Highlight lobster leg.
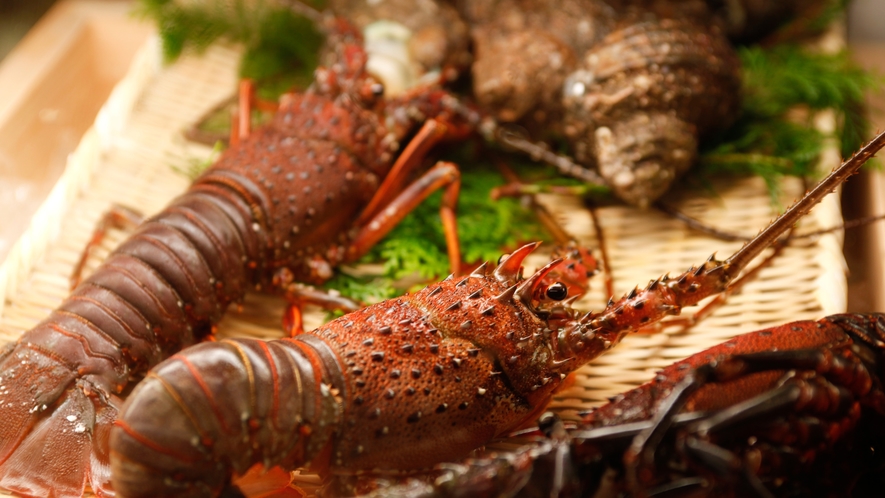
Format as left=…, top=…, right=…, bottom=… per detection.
left=280, top=282, right=362, bottom=336
left=625, top=342, right=875, bottom=497
left=492, top=159, right=574, bottom=246
left=356, top=119, right=452, bottom=226
left=231, top=79, right=279, bottom=145
left=69, top=205, right=144, bottom=289
left=348, top=160, right=462, bottom=273
left=234, top=79, right=254, bottom=144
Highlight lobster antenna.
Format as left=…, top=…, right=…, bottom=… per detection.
left=494, top=126, right=608, bottom=187
left=725, top=129, right=885, bottom=272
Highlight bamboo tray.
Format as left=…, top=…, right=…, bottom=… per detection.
left=0, top=13, right=854, bottom=496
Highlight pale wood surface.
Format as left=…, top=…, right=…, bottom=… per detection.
left=0, top=0, right=150, bottom=262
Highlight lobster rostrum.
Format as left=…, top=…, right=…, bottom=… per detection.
left=0, top=18, right=484, bottom=498
left=106, top=128, right=885, bottom=496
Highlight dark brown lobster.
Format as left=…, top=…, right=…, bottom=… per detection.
left=106, top=131, right=885, bottom=496
left=590, top=312, right=885, bottom=497
left=0, top=19, right=482, bottom=498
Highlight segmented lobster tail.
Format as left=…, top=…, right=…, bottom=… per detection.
left=110, top=338, right=341, bottom=498
left=0, top=183, right=262, bottom=497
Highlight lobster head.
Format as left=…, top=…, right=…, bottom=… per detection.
left=423, top=242, right=625, bottom=412
left=314, top=18, right=387, bottom=110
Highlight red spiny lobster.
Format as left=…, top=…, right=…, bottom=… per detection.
left=0, top=19, right=482, bottom=498
left=106, top=130, right=885, bottom=495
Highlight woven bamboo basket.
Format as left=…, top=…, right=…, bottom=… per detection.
left=0, top=34, right=849, bottom=495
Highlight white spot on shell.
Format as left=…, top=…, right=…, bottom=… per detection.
left=571, top=81, right=585, bottom=96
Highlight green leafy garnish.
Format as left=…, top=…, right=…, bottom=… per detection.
left=700, top=45, right=879, bottom=200
left=365, top=160, right=549, bottom=281
left=136, top=0, right=325, bottom=94
left=317, top=159, right=551, bottom=306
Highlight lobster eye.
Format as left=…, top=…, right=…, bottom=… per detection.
left=545, top=282, right=568, bottom=301
left=358, top=78, right=385, bottom=105
left=370, top=82, right=384, bottom=98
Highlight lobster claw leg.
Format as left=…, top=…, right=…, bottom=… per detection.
left=679, top=436, right=773, bottom=498
left=348, top=118, right=465, bottom=275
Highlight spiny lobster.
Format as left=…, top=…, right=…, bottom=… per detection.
left=361, top=312, right=885, bottom=497
left=0, top=18, right=483, bottom=498
left=106, top=130, right=885, bottom=496
left=591, top=312, right=885, bottom=497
